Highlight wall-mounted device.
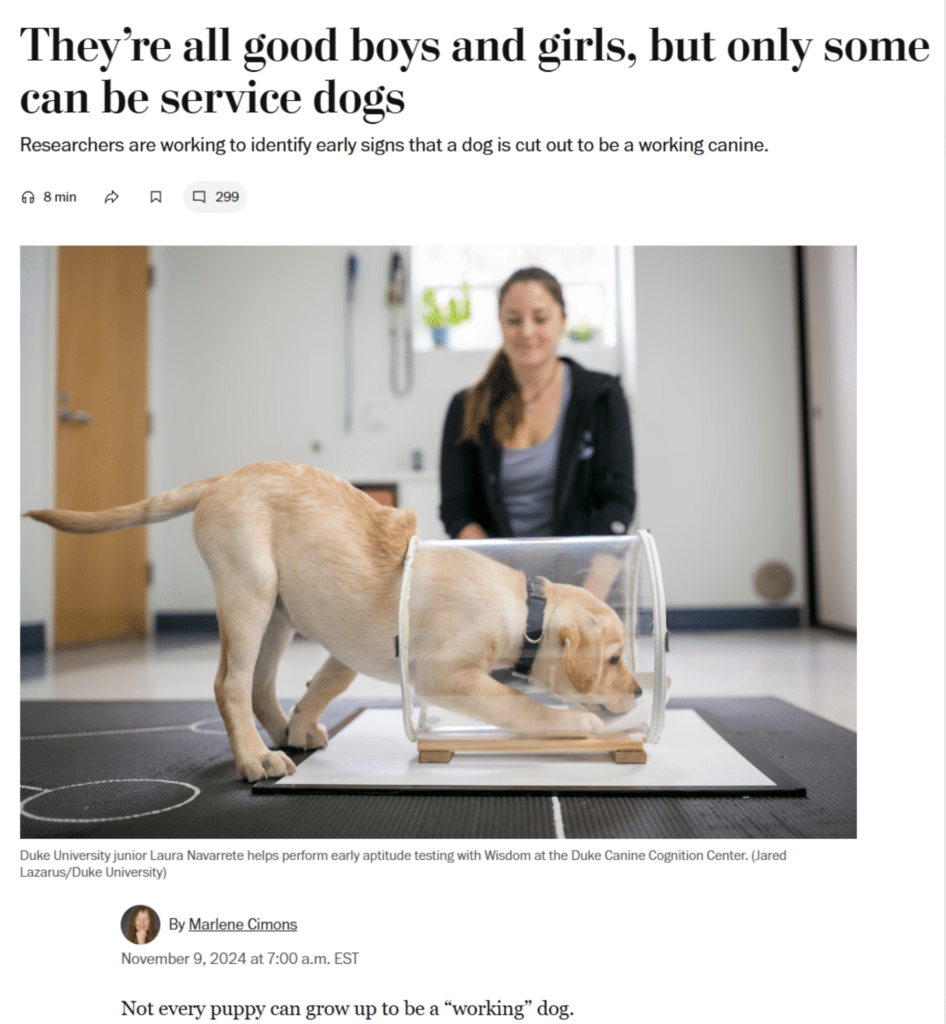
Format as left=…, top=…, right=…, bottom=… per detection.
left=343, top=252, right=358, bottom=432
left=387, top=250, right=413, bottom=396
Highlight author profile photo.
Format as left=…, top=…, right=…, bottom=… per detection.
left=122, top=905, right=159, bottom=945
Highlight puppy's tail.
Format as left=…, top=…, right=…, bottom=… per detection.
left=23, top=476, right=224, bottom=534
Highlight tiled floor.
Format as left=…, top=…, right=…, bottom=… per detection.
left=21, top=628, right=856, bottom=731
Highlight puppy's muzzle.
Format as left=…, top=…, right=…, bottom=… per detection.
left=590, top=682, right=641, bottom=716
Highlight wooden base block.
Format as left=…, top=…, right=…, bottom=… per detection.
left=416, top=733, right=646, bottom=764
left=418, top=749, right=454, bottom=763
left=610, top=748, right=648, bottom=764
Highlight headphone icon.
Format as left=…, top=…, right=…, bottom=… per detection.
left=22, top=191, right=35, bottom=204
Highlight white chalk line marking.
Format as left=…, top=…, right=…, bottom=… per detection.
left=550, top=795, right=566, bottom=839
left=22, top=719, right=226, bottom=741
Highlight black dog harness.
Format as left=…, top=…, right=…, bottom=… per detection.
left=511, top=577, right=547, bottom=680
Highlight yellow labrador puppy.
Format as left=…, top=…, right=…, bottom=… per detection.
left=26, top=462, right=640, bottom=782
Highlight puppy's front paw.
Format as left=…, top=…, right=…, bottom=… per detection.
left=285, top=717, right=329, bottom=751
left=236, top=747, right=297, bottom=783
left=559, top=710, right=604, bottom=736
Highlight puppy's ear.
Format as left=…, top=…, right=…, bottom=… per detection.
left=559, top=614, right=604, bottom=694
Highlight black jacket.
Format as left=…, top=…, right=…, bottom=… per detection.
left=439, top=357, right=636, bottom=538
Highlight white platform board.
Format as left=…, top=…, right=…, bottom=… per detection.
left=268, top=708, right=789, bottom=793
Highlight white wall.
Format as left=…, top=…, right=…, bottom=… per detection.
left=22, top=245, right=812, bottom=625
left=633, top=247, right=805, bottom=609
left=147, top=246, right=622, bottom=611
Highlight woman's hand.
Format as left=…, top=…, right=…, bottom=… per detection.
left=582, top=553, right=622, bottom=601
left=458, top=522, right=488, bottom=540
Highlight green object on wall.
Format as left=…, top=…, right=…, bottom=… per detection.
left=423, top=283, right=472, bottom=328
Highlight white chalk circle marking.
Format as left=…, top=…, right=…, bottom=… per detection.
left=189, top=718, right=227, bottom=735
left=20, top=779, right=201, bottom=823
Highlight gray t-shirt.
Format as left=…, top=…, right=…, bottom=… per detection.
left=500, top=362, right=572, bottom=537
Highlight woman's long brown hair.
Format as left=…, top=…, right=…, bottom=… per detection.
left=125, top=906, right=158, bottom=944
left=459, top=268, right=566, bottom=444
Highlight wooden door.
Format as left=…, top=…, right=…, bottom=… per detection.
left=54, top=247, right=149, bottom=645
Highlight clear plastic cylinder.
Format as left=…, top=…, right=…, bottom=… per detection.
left=398, top=531, right=668, bottom=746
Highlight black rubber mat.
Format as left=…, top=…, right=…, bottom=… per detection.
left=559, top=698, right=856, bottom=839
left=20, top=697, right=855, bottom=839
